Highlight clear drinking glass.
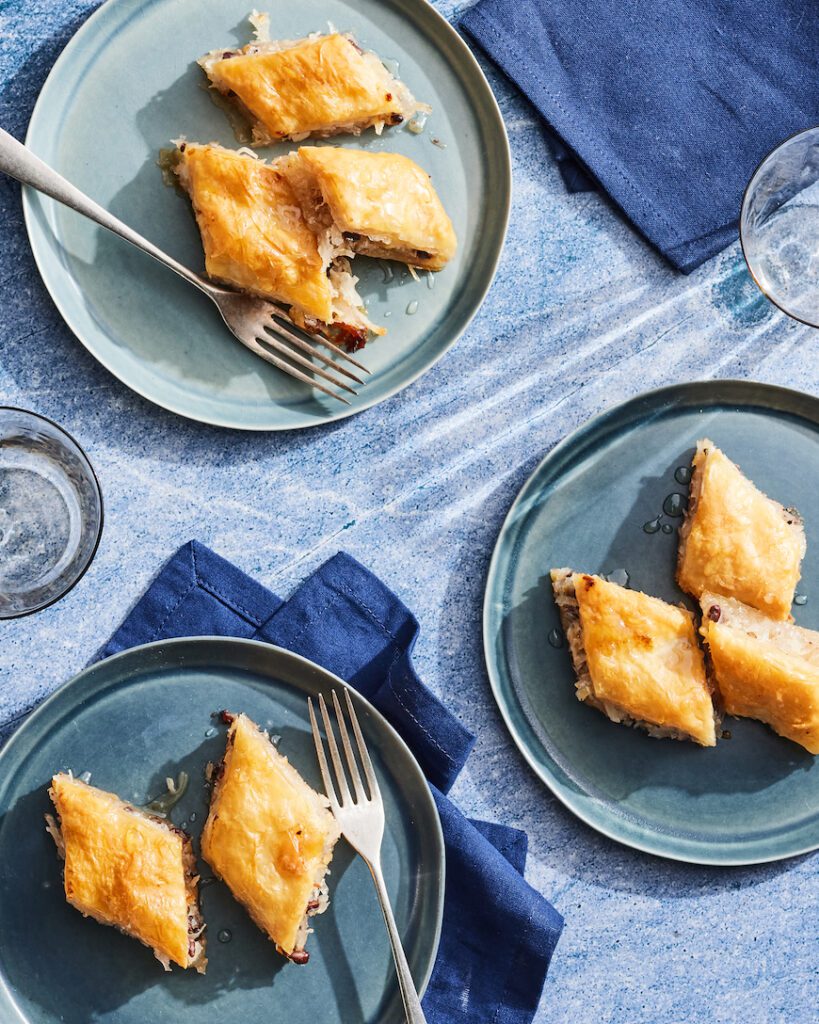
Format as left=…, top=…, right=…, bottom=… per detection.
left=740, top=126, right=819, bottom=326
left=0, top=408, right=103, bottom=618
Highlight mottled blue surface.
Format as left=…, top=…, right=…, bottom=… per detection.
left=1, top=2, right=818, bottom=1021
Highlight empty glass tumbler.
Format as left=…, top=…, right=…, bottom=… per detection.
left=0, top=408, right=102, bottom=618
left=741, top=126, right=819, bottom=327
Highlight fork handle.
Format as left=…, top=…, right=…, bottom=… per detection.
left=367, top=857, right=428, bottom=1024
left=0, top=126, right=214, bottom=297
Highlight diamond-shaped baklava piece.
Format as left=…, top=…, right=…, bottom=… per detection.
left=46, top=774, right=206, bottom=972
left=201, top=714, right=340, bottom=963
left=200, top=23, right=428, bottom=144
left=280, top=146, right=457, bottom=271
left=551, top=569, right=717, bottom=746
left=700, top=592, right=819, bottom=753
left=677, top=439, right=805, bottom=620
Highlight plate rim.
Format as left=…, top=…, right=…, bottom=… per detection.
left=483, top=378, right=819, bottom=867
left=21, top=0, right=512, bottom=431
left=0, top=634, right=445, bottom=1016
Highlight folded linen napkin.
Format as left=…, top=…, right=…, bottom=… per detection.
left=461, top=0, right=819, bottom=272
left=86, top=540, right=563, bottom=1022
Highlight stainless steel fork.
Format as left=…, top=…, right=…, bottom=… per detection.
left=309, top=690, right=428, bottom=1024
left=0, top=126, right=369, bottom=403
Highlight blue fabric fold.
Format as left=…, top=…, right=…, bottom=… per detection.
left=460, top=0, right=819, bottom=272
left=96, top=540, right=563, bottom=1021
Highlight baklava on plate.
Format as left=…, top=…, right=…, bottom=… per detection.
left=700, top=593, right=819, bottom=753
left=551, top=569, right=717, bottom=746
left=280, top=146, right=457, bottom=271
left=677, top=439, right=805, bottom=620
left=200, top=15, right=429, bottom=144
left=46, top=773, right=206, bottom=972
left=201, top=713, right=341, bottom=964
left=173, top=142, right=383, bottom=348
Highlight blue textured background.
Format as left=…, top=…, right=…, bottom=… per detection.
left=1, top=1, right=818, bottom=1021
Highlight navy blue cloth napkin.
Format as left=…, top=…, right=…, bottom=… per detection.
left=96, top=541, right=563, bottom=1022
left=461, top=0, right=819, bottom=272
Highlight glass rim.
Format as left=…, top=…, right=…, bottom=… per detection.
left=739, top=124, right=819, bottom=329
left=0, top=405, right=104, bottom=620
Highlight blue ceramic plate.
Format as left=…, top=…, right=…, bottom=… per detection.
left=484, top=380, right=819, bottom=865
left=0, top=638, right=444, bottom=1022
left=23, top=0, right=510, bottom=430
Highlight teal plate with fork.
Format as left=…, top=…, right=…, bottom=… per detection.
left=0, top=638, right=444, bottom=1023
left=22, top=0, right=510, bottom=429
left=484, top=380, right=819, bottom=865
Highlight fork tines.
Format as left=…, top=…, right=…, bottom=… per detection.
left=254, top=312, right=371, bottom=405
left=309, top=690, right=380, bottom=808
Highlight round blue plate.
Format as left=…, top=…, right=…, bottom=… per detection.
left=484, top=380, right=819, bottom=865
left=0, top=638, right=444, bottom=1022
left=23, top=0, right=510, bottom=430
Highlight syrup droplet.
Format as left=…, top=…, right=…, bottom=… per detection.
left=426, top=271, right=435, bottom=290
left=408, top=110, right=428, bottom=135
left=721, top=730, right=732, bottom=740
left=142, top=772, right=189, bottom=817
left=406, top=300, right=419, bottom=315
left=78, top=771, right=92, bottom=784
left=795, top=594, right=808, bottom=606
left=674, top=466, right=692, bottom=485
left=382, top=58, right=400, bottom=77
left=384, top=310, right=392, bottom=318
left=643, top=516, right=662, bottom=534
left=548, top=627, right=564, bottom=648
left=662, top=524, right=674, bottom=535
left=205, top=727, right=216, bottom=738
left=200, top=876, right=216, bottom=888
left=189, top=812, right=197, bottom=823
left=382, top=264, right=394, bottom=283
left=217, top=929, right=233, bottom=944
left=662, top=493, right=687, bottom=518
left=604, top=569, right=630, bottom=588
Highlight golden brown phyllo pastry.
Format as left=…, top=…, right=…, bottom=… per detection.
left=199, top=16, right=428, bottom=145
left=173, top=142, right=382, bottom=348
left=46, top=774, right=206, bottom=972
left=279, top=146, right=457, bottom=271
left=677, top=439, right=805, bottom=620
left=201, top=713, right=341, bottom=963
left=700, top=593, right=819, bottom=753
left=551, top=570, right=717, bottom=746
